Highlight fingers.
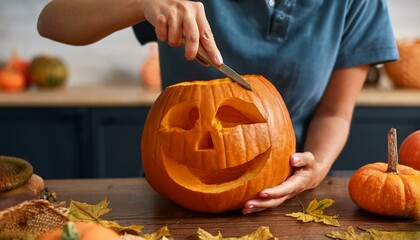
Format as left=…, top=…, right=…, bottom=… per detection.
left=143, top=0, right=222, bottom=65
left=242, top=152, right=317, bottom=214
left=194, top=5, right=223, bottom=65
left=291, top=152, right=315, bottom=168
left=242, top=195, right=289, bottom=214
left=181, top=4, right=200, bottom=60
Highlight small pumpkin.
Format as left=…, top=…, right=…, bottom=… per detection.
left=400, top=130, right=420, bottom=170
left=140, top=43, right=161, bottom=89
left=141, top=75, right=296, bottom=213
left=6, top=49, right=29, bottom=84
left=0, top=68, right=26, bottom=92
left=37, top=222, right=120, bottom=240
left=348, top=128, right=420, bottom=219
left=28, top=55, right=68, bottom=88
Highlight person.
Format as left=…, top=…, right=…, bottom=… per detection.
left=37, top=0, right=399, bottom=214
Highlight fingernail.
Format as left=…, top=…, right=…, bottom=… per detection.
left=243, top=209, right=252, bottom=215
left=215, top=53, right=223, bottom=65
left=242, top=205, right=254, bottom=215
left=259, top=193, right=269, bottom=198
left=292, top=155, right=301, bottom=165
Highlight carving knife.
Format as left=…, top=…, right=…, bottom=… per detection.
left=184, top=42, right=253, bottom=91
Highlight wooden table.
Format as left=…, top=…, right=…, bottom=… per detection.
left=45, top=176, right=419, bottom=239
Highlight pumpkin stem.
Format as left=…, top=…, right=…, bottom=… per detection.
left=386, top=128, right=399, bottom=174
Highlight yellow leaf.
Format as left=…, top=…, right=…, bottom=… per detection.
left=326, top=226, right=420, bottom=240
left=197, top=226, right=278, bottom=240
left=306, top=198, right=334, bottom=215
left=99, top=219, right=144, bottom=235
left=68, top=198, right=144, bottom=235
left=68, top=198, right=111, bottom=221
left=285, top=198, right=340, bottom=227
left=141, top=226, right=173, bottom=240
left=121, top=226, right=173, bottom=240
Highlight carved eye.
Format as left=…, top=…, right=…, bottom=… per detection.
left=162, top=102, right=199, bottom=130
left=215, top=98, right=266, bottom=128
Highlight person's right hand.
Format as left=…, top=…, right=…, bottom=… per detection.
left=140, top=0, right=223, bottom=65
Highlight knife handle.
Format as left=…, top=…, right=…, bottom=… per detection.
left=196, top=45, right=219, bottom=68
left=181, top=39, right=219, bottom=68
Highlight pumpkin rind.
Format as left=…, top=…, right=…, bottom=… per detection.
left=348, top=162, right=420, bottom=218
left=348, top=128, right=420, bottom=219
left=400, top=130, right=420, bottom=170
left=37, top=222, right=120, bottom=240
left=0, top=68, right=26, bottom=92
left=141, top=75, right=295, bottom=213
left=28, top=55, right=67, bottom=88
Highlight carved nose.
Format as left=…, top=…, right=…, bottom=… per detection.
left=197, top=131, right=214, bottom=150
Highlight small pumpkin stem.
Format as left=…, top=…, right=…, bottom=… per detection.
left=386, top=128, right=399, bottom=174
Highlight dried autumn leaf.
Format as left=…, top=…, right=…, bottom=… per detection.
left=141, top=226, right=173, bottom=240
left=121, top=226, right=173, bottom=240
left=197, top=226, right=278, bottom=240
left=285, top=198, right=340, bottom=227
left=99, top=219, right=143, bottom=235
left=68, top=198, right=144, bottom=235
left=326, top=226, right=420, bottom=240
left=68, top=198, right=110, bottom=221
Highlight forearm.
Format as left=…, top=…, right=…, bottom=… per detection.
left=37, top=0, right=144, bottom=45
left=302, top=65, right=368, bottom=182
left=303, top=113, right=351, bottom=180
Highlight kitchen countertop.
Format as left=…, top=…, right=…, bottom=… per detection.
left=44, top=175, right=419, bottom=239
left=0, top=84, right=419, bottom=107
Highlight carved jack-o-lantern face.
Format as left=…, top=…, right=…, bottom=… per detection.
left=141, top=75, right=295, bottom=213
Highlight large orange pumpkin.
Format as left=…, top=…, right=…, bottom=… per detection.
left=348, top=128, right=420, bottom=219
left=141, top=75, right=296, bottom=213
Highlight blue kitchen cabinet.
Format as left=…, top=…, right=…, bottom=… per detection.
left=0, top=107, right=150, bottom=179
left=334, top=106, right=420, bottom=170
left=0, top=108, right=90, bottom=179
left=90, top=107, right=149, bottom=178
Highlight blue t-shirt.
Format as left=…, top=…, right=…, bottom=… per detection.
left=133, top=0, right=398, bottom=150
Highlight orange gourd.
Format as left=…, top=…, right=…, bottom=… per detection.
left=0, top=68, right=26, bottom=92
left=6, top=49, right=29, bottom=84
left=348, top=128, right=420, bottom=219
left=140, top=43, right=161, bottom=89
left=400, top=130, right=420, bottom=170
left=37, top=222, right=120, bottom=240
left=141, top=75, right=296, bottom=213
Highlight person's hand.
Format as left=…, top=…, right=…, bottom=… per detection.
left=242, top=152, right=326, bottom=214
left=140, top=0, right=223, bottom=65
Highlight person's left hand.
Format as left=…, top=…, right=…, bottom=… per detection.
left=242, top=152, right=326, bottom=214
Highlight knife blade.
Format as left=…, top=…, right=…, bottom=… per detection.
left=186, top=42, right=253, bottom=91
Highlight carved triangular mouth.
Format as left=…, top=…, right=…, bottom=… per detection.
left=161, top=147, right=271, bottom=193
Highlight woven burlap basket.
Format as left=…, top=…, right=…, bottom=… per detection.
left=0, top=199, right=68, bottom=240
left=384, top=39, right=420, bottom=88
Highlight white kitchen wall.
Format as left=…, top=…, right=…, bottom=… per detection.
left=0, top=0, right=419, bottom=87
left=0, top=0, right=148, bottom=87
